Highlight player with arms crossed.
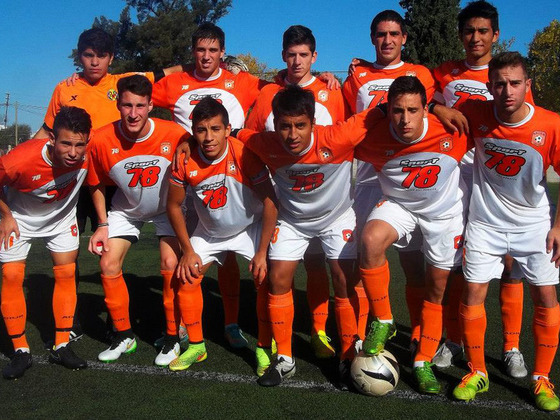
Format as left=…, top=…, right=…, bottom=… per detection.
left=0, top=107, right=91, bottom=379
left=87, top=75, right=189, bottom=366
left=166, top=97, right=278, bottom=375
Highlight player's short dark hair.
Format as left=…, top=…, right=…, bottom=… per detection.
left=370, top=10, right=406, bottom=37
left=117, top=75, right=153, bottom=101
left=272, top=85, right=315, bottom=122
left=53, top=106, right=92, bottom=139
left=192, top=22, right=225, bottom=50
left=282, top=25, right=316, bottom=53
left=192, top=97, right=230, bottom=128
left=77, top=27, right=115, bottom=56
left=458, top=1, right=499, bottom=33
left=488, top=51, right=528, bottom=80
left=387, top=76, right=427, bottom=107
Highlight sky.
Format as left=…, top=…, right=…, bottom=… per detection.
left=0, top=0, right=557, bottom=132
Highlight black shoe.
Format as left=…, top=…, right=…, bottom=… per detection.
left=50, top=345, right=87, bottom=370
left=3, top=350, right=32, bottom=379
left=69, top=321, right=84, bottom=342
left=338, top=359, right=353, bottom=391
left=257, top=357, right=296, bottom=387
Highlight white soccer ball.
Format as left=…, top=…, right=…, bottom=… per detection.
left=351, top=350, right=400, bottom=396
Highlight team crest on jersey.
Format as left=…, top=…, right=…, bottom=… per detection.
left=318, top=147, right=334, bottom=163
left=160, top=142, right=172, bottom=155
left=318, top=90, right=329, bottom=102
left=454, top=235, right=464, bottom=250
left=107, top=89, right=118, bottom=101
left=227, top=160, right=237, bottom=175
left=532, top=131, right=546, bottom=146
left=225, top=79, right=234, bottom=90
left=342, top=229, right=354, bottom=242
left=71, top=224, right=78, bottom=237
left=405, top=71, right=417, bottom=77
left=440, top=137, right=453, bottom=152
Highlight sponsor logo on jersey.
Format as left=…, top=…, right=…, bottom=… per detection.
left=399, top=157, right=440, bottom=167
left=342, top=229, right=354, bottom=242
left=478, top=124, right=488, bottom=132
left=385, top=150, right=395, bottom=156
left=226, top=160, right=237, bottom=175
left=182, top=85, right=190, bottom=90
left=318, top=147, right=333, bottom=163
left=70, top=95, right=78, bottom=102
left=454, top=235, right=464, bottom=249
left=71, top=224, right=78, bottom=237
left=359, top=72, right=367, bottom=78
left=107, top=89, right=118, bottom=101
left=225, top=79, right=234, bottom=89
left=405, top=71, right=417, bottom=77
left=451, top=68, right=460, bottom=75
left=455, top=84, right=487, bottom=95
left=161, top=142, right=172, bottom=155
left=189, top=170, right=198, bottom=177
left=318, top=90, right=329, bottom=102
left=368, top=83, right=390, bottom=92
left=32, top=174, right=41, bottom=181
left=124, top=159, right=160, bottom=169
left=484, top=142, right=526, bottom=156
left=532, top=131, right=546, bottom=146
left=112, top=148, right=119, bottom=154
left=440, top=137, right=453, bottom=152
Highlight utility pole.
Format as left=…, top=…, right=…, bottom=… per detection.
left=3, top=93, right=8, bottom=128
left=14, top=102, right=19, bottom=145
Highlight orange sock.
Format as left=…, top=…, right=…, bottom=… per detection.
left=355, top=286, right=369, bottom=339
left=305, top=264, right=330, bottom=334
left=415, top=300, right=443, bottom=363
left=101, top=272, right=131, bottom=332
left=269, top=291, right=294, bottom=358
left=1, top=262, right=28, bottom=350
left=443, top=272, right=464, bottom=344
left=405, top=285, right=424, bottom=342
left=256, top=281, right=272, bottom=348
left=533, top=304, right=560, bottom=378
left=335, top=297, right=358, bottom=360
left=460, top=302, right=487, bottom=374
left=177, top=280, right=204, bottom=343
left=218, top=252, right=240, bottom=326
left=53, top=263, right=77, bottom=346
left=360, top=261, right=392, bottom=320
left=161, top=270, right=180, bottom=336
left=500, top=282, right=523, bottom=352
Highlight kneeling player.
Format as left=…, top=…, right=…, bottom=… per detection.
left=0, top=106, right=91, bottom=379
left=166, top=97, right=278, bottom=374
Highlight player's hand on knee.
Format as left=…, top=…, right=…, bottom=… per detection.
left=88, top=228, right=109, bottom=256
left=177, top=253, right=203, bottom=284
left=546, top=226, right=560, bottom=267
left=0, top=214, right=19, bottom=250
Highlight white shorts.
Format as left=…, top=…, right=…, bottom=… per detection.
left=108, top=210, right=176, bottom=239
left=0, top=220, right=79, bottom=263
left=368, top=199, right=465, bottom=269
left=191, top=222, right=261, bottom=265
left=269, top=207, right=357, bottom=261
left=463, top=221, right=559, bottom=286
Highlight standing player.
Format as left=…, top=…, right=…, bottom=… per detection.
left=246, top=25, right=346, bottom=360
left=450, top=52, right=560, bottom=412
left=87, top=75, right=189, bottom=366
left=0, top=107, right=91, bottom=379
left=166, top=98, right=278, bottom=375
left=343, top=9, right=436, bottom=350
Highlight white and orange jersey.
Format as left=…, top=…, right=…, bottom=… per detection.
left=343, top=61, right=436, bottom=187
left=238, top=109, right=381, bottom=233
left=245, top=76, right=347, bottom=131
left=152, top=68, right=266, bottom=134
left=87, top=118, right=189, bottom=220
left=459, top=100, right=560, bottom=230
left=43, top=72, right=156, bottom=131
left=355, top=115, right=470, bottom=219
left=0, top=138, right=88, bottom=236
left=170, top=137, right=269, bottom=238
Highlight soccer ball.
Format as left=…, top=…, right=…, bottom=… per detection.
left=351, top=350, right=400, bottom=396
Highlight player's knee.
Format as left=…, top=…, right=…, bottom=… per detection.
left=160, top=254, right=178, bottom=271
left=360, top=228, right=390, bottom=262
left=99, top=256, right=123, bottom=277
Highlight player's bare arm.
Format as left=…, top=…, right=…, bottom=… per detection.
left=0, top=192, right=19, bottom=250
left=171, top=138, right=196, bottom=172
left=432, top=103, right=470, bottom=136
left=88, top=185, right=109, bottom=255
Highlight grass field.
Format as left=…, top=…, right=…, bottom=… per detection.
left=1, top=187, right=559, bottom=419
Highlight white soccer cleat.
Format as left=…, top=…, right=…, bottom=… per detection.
left=98, top=336, right=137, bottom=363
left=432, top=340, right=463, bottom=368
left=503, top=347, right=528, bottom=378
left=154, top=342, right=180, bottom=367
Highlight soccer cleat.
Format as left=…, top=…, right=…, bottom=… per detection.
left=271, top=338, right=278, bottom=357
left=2, top=350, right=32, bottom=380
left=50, top=345, right=87, bottom=370
left=532, top=377, right=560, bottom=412
left=432, top=340, right=463, bottom=368
left=353, top=335, right=363, bottom=356
left=224, top=324, right=249, bottom=349
left=310, top=330, right=336, bottom=359
left=168, top=343, right=207, bottom=372
left=414, top=362, right=441, bottom=394
left=363, top=320, right=396, bottom=356
left=257, top=357, right=296, bottom=387
left=452, top=366, right=489, bottom=401
left=69, top=321, right=84, bottom=342
left=98, top=336, right=137, bottom=363
left=409, top=339, right=419, bottom=365
left=338, top=359, right=353, bottom=391
left=255, top=347, right=272, bottom=377
left=154, top=326, right=189, bottom=349
left=502, top=348, right=528, bottom=378
left=154, top=339, right=180, bottom=367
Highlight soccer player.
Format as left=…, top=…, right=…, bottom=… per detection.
left=0, top=106, right=91, bottom=379
left=356, top=76, right=468, bottom=394
left=431, top=1, right=530, bottom=375
left=343, top=9, right=436, bottom=350
left=245, top=25, right=347, bottom=360
left=449, top=52, right=560, bottom=412
left=87, top=75, right=189, bottom=365
left=166, top=97, right=278, bottom=375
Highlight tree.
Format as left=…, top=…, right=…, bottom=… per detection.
left=492, top=37, right=515, bottom=55
left=527, top=20, right=560, bottom=113
left=399, top=0, right=463, bottom=68
left=236, top=53, right=279, bottom=82
left=0, top=124, right=32, bottom=150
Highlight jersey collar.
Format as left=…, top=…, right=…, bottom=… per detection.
left=197, top=138, right=230, bottom=165
left=118, top=118, right=155, bottom=143
left=193, top=68, right=222, bottom=82
left=463, top=60, right=489, bottom=71
left=493, top=102, right=535, bottom=128
left=373, top=61, right=404, bottom=70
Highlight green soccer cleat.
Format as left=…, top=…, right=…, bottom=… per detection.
left=363, top=320, right=396, bottom=356
left=414, top=362, right=441, bottom=394
left=168, top=343, right=207, bottom=372
left=310, top=330, right=336, bottom=359
left=532, top=376, right=560, bottom=412
left=453, top=367, right=489, bottom=401
left=255, top=347, right=272, bottom=377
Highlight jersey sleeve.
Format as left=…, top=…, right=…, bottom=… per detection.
left=239, top=145, right=269, bottom=185
left=244, top=93, right=269, bottom=131
left=151, top=75, right=173, bottom=109
left=169, top=154, right=189, bottom=187
left=417, top=66, right=436, bottom=103
left=325, top=107, right=383, bottom=148
left=86, top=140, right=115, bottom=187
left=342, top=75, right=358, bottom=115
left=431, top=65, right=446, bottom=104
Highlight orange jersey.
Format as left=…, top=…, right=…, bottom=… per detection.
left=152, top=68, right=267, bottom=133
left=0, top=138, right=88, bottom=236
left=87, top=118, right=188, bottom=219
left=170, top=137, right=269, bottom=238
left=43, top=72, right=155, bottom=130
left=245, top=76, right=346, bottom=131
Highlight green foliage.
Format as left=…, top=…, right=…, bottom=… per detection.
left=0, top=123, right=32, bottom=150
left=236, top=53, right=279, bottom=82
left=491, top=37, right=515, bottom=55
left=527, top=20, right=560, bottom=112
left=399, top=0, right=463, bottom=68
